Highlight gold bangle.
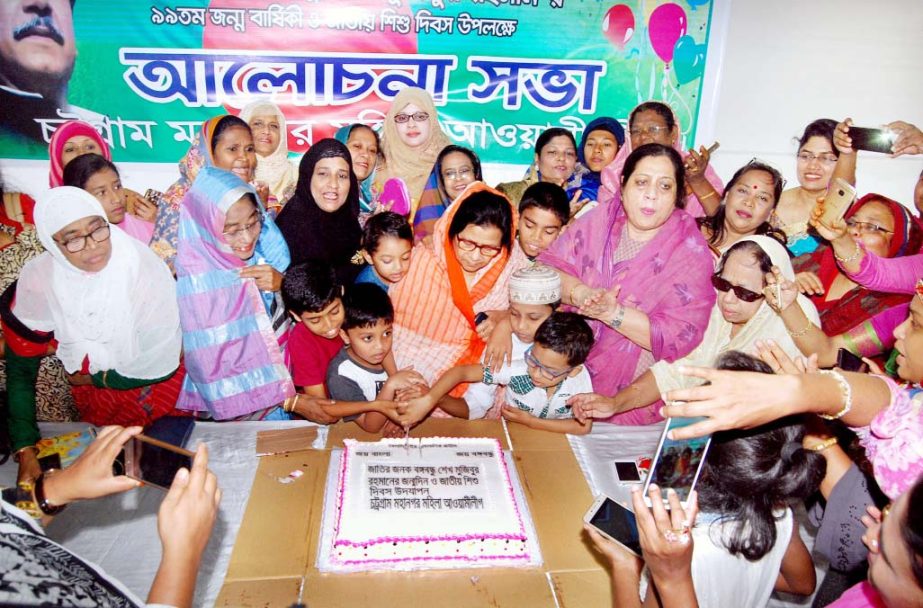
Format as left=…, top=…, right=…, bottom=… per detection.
left=699, top=191, right=718, bottom=200
left=834, top=240, right=862, bottom=264
left=13, top=445, right=38, bottom=463
left=786, top=320, right=813, bottom=337
left=805, top=437, right=838, bottom=452
left=818, top=369, right=852, bottom=420
left=101, top=370, right=108, bottom=388
left=284, top=394, right=299, bottom=413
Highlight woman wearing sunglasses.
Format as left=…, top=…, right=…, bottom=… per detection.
left=373, top=86, right=451, bottom=231
left=785, top=194, right=923, bottom=368
left=569, top=236, right=818, bottom=423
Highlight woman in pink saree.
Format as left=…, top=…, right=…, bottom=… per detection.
left=540, top=143, right=715, bottom=425
left=598, top=100, right=724, bottom=218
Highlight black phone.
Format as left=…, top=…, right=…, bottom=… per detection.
left=836, top=348, right=868, bottom=373
left=123, top=434, right=194, bottom=491
left=584, top=495, right=641, bottom=556
left=849, top=127, right=896, bottom=154
left=474, top=312, right=489, bottom=325
left=614, top=461, right=642, bottom=483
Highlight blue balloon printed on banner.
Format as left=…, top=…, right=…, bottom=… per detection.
left=684, top=0, right=710, bottom=10
left=673, top=35, right=706, bottom=84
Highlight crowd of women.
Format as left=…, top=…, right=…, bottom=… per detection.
left=1, top=83, right=923, bottom=607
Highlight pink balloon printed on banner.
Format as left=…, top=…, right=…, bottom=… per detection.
left=647, top=3, right=687, bottom=63
left=603, top=4, right=635, bottom=50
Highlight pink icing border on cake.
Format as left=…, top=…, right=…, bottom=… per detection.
left=331, top=437, right=530, bottom=565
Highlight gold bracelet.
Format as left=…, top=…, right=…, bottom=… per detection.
left=805, top=437, right=838, bottom=452
left=13, top=445, right=39, bottom=463
left=818, top=369, right=852, bottom=420
left=834, top=240, right=862, bottom=264
left=101, top=370, right=108, bottom=388
left=699, top=191, right=718, bottom=200
left=786, top=320, right=813, bottom=337
left=284, top=394, right=300, bottom=413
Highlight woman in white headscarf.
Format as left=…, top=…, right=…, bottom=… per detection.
left=569, top=235, right=819, bottom=420
left=239, top=100, right=297, bottom=211
left=4, top=187, right=183, bottom=483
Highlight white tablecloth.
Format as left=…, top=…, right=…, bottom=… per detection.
left=0, top=420, right=325, bottom=607
left=3, top=419, right=828, bottom=607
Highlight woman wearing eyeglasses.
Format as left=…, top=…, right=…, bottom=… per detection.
left=373, top=87, right=451, bottom=228
left=390, top=182, right=527, bottom=422
left=772, top=119, right=848, bottom=256
left=541, top=144, right=715, bottom=425
left=598, top=101, right=724, bottom=219
left=415, top=145, right=483, bottom=244
left=768, top=194, right=923, bottom=369
left=175, top=167, right=294, bottom=421
left=568, top=236, right=817, bottom=423
left=4, top=187, right=183, bottom=484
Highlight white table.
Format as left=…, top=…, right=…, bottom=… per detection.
left=0, top=420, right=325, bottom=607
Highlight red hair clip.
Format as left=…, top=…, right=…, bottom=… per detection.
left=915, top=279, right=923, bottom=302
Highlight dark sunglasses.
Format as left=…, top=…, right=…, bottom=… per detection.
left=711, top=274, right=764, bottom=302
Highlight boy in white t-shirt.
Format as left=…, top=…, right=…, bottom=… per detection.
left=398, top=312, right=595, bottom=434
left=464, top=264, right=561, bottom=419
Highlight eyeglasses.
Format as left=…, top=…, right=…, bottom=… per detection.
left=629, top=125, right=671, bottom=137
left=222, top=217, right=263, bottom=241
left=797, top=151, right=837, bottom=165
left=525, top=347, right=574, bottom=380
left=455, top=236, right=502, bottom=258
left=394, top=112, right=429, bottom=124
left=711, top=274, right=764, bottom=302
left=846, top=219, right=893, bottom=235
left=443, top=167, right=473, bottom=181
left=56, top=224, right=111, bottom=253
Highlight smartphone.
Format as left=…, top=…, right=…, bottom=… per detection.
left=836, top=348, right=868, bottom=373
left=705, top=141, right=720, bottom=155
left=849, top=127, right=896, bottom=154
left=584, top=495, right=641, bottom=556
left=474, top=312, right=489, bottom=325
left=143, top=189, right=162, bottom=206
left=643, top=417, right=711, bottom=508
left=614, top=461, right=642, bottom=483
left=123, top=434, right=194, bottom=491
left=818, top=177, right=857, bottom=228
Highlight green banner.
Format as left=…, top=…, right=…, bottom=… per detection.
left=0, top=0, right=716, bottom=164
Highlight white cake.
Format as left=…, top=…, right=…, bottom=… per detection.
left=327, top=437, right=532, bottom=570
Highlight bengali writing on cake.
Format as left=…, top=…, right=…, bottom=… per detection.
left=364, top=453, right=489, bottom=512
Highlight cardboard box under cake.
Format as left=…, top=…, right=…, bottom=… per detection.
left=219, top=419, right=611, bottom=607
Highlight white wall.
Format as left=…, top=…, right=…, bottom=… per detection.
left=701, top=0, right=923, bottom=205
left=4, top=0, right=923, bottom=201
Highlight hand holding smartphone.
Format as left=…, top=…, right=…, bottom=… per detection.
left=122, top=434, right=195, bottom=491
left=584, top=495, right=642, bottom=556
left=643, top=417, right=711, bottom=508
left=817, top=178, right=857, bottom=229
